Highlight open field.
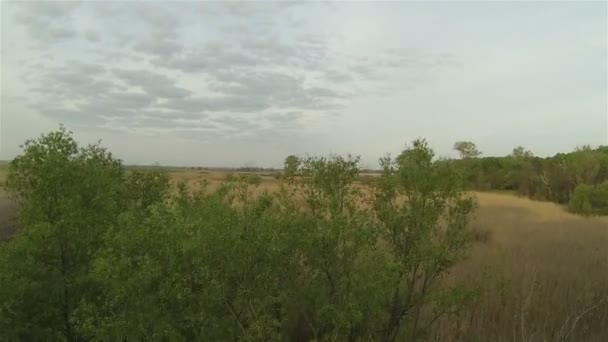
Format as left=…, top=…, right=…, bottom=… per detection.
left=1, top=167, right=606, bottom=339
left=164, top=169, right=608, bottom=340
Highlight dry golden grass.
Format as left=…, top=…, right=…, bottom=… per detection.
left=167, top=169, right=608, bottom=341
left=436, top=193, right=608, bottom=341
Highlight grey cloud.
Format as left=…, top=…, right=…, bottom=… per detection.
left=91, top=2, right=124, bottom=17
left=92, top=3, right=182, bottom=58
left=325, top=70, right=353, bottom=83
left=13, top=1, right=79, bottom=43
left=266, top=111, right=302, bottom=122
left=208, top=70, right=342, bottom=110
left=265, top=112, right=302, bottom=130
left=133, top=33, right=183, bottom=59
left=223, top=2, right=268, bottom=16
left=15, top=1, right=79, bottom=18
left=157, top=33, right=326, bottom=73
left=169, top=128, right=227, bottom=142
left=25, top=61, right=117, bottom=100
left=34, top=91, right=161, bottom=131
left=349, top=62, right=384, bottom=80
left=10, top=1, right=460, bottom=140
left=105, top=113, right=212, bottom=130
left=160, top=46, right=259, bottom=72
left=113, top=69, right=192, bottom=99
left=163, top=95, right=269, bottom=114
left=85, top=30, right=101, bottom=42
left=132, top=3, right=179, bottom=29
left=68, top=61, right=106, bottom=75
left=93, top=93, right=157, bottom=111
left=306, top=87, right=340, bottom=98
left=212, top=115, right=260, bottom=130
left=382, top=49, right=460, bottom=69
left=40, top=106, right=106, bottom=126
left=30, top=63, right=118, bottom=100
left=238, top=37, right=296, bottom=63
left=47, top=27, right=77, bottom=40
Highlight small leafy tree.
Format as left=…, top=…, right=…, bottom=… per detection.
left=511, top=146, right=534, bottom=159
left=283, top=155, right=301, bottom=177
left=454, top=141, right=481, bottom=159
left=375, top=139, right=477, bottom=341
left=279, top=154, right=384, bottom=340
left=0, top=127, right=125, bottom=341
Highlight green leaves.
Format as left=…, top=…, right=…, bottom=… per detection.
left=0, top=127, right=127, bottom=340
left=1, top=128, right=479, bottom=341
left=374, top=139, right=477, bottom=340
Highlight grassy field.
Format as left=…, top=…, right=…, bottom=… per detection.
left=0, top=167, right=606, bottom=338
left=165, top=169, right=608, bottom=340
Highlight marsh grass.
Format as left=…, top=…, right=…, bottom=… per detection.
left=165, top=170, right=608, bottom=340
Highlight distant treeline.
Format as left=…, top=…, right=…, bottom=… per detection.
left=450, top=144, right=608, bottom=215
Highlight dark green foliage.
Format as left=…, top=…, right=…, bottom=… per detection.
left=453, top=141, right=481, bottom=159
left=569, top=182, right=608, bottom=215
left=125, top=169, right=170, bottom=210
left=245, top=174, right=263, bottom=185
left=0, top=127, right=126, bottom=341
left=283, top=154, right=301, bottom=177
left=454, top=145, right=608, bottom=215
left=0, top=129, right=477, bottom=341
left=376, top=139, right=477, bottom=340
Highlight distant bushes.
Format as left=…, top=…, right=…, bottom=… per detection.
left=225, top=173, right=263, bottom=185
left=568, top=182, right=608, bottom=215
left=454, top=145, right=608, bottom=215
left=244, top=174, right=262, bottom=185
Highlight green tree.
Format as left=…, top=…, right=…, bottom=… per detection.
left=283, top=154, right=301, bottom=177
left=0, top=127, right=125, bottom=341
left=278, top=154, right=385, bottom=340
left=375, top=139, right=477, bottom=341
left=569, top=182, right=608, bottom=216
left=511, top=146, right=534, bottom=159
left=1, top=128, right=481, bottom=341
left=453, top=141, right=481, bottom=159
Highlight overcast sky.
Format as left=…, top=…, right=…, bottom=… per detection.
left=1, top=1, right=606, bottom=168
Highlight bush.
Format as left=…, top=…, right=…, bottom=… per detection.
left=244, top=174, right=262, bottom=185
left=224, top=173, right=236, bottom=182
left=0, top=127, right=127, bottom=340
left=0, top=129, right=478, bottom=341
left=569, top=182, right=608, bottom=216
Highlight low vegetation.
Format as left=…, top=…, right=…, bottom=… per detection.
left=0, top=128, right=606, bottom=341
left=450, top=142, right=608, bottom=215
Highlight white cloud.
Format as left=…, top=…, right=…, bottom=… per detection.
left=1, top=1, right=605, bottom=166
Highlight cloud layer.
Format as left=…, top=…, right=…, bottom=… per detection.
left=6, top=2, right=456, bottom=142
left=1, top=1, right=606, bottom=166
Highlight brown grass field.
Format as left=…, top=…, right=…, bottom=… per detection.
left=0, top=167, right=606, bottom=339
left=167, top=169, right=608, bottom=340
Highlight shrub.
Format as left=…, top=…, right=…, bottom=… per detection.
left=0, top=127, right=127, bottom=340
left=224, top=173, right=236, bottom=182
left=244, top=174, right=262, bottom=185
left=0, top=129, right=478, bottom=341
left=375, top=139, right=477, bottom=340
left=569, top=182, right=608, bottom=216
